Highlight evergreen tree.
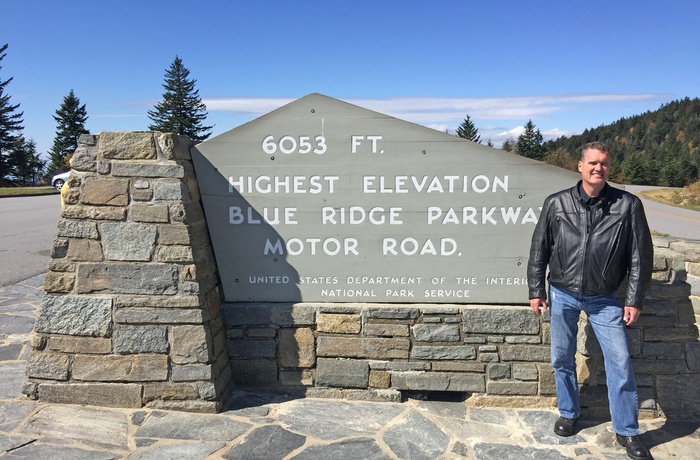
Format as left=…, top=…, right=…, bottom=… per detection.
left=456, top=114, right=481, bottom=143
left=8, top=137, right=44, bottom=185
left=0, top=44, right=24, bottom=185
left=502, top=137, right=516, bottom=153
left=46, top=89, right=89, bottom=176
left=516, top=120, right=544, bottom=159
left=148, top=56, right=212, bottom=142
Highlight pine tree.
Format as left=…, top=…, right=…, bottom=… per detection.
left=46, top=89, right=89, bottom=176
left=8, top=137, right=44, bottom=185
left=516, top=120, right=544, bottom=159
left=148, top=56, right=212, bottom=142
left=0, top=44, right=24, bottom=185
left=456, top=114, right=481, bottom=143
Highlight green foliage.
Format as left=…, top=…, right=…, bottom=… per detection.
left=0, top=44, right=25, bottom=185
left=456, top=114, right=481, bottom=143
left=502, top=137, right=515, bottom=153
left=544, top=97, right=700, bottom=186
left=46, top=89, right=89, bottom=177
left=516, top=120, right=544, bottom=159
left=8, top=137, right=44, bottom=185
left=148, top=56, right=212, bottom=142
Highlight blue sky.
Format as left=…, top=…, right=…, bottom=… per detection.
left=4, top=0, right=699, bottom=156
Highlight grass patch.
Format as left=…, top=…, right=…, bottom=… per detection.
left=638, top=182, right=700, bottom=212
left=0, top=186, right=58, bottom=197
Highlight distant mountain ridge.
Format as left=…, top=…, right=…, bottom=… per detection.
left=543, top=97, right=700, bottom=187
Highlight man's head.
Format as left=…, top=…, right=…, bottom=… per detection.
left=578, top=141, right=611, bottom=197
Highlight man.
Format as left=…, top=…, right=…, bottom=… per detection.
left=527, top=142, right=653, bottom=460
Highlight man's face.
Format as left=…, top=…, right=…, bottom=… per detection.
left=578, top=148, right=610, bottom=193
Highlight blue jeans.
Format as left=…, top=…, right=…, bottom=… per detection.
left=549, top=285, right=639, bottom=436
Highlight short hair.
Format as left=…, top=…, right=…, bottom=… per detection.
left=581, top=141, right=610, bottom=161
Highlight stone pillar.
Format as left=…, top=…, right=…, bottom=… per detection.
left=25, top=132, right=232, bottom=412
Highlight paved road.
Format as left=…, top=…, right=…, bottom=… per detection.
left=625, top=185, right=700, bottom=240
left=0, top=195, right=61, bottom=287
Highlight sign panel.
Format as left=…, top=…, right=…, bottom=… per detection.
left=192, top=94, right=577, bottom=303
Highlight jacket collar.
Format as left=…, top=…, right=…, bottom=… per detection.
left=574, top=180, right=611, bottom=206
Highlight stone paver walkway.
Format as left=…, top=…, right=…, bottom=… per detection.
left=1, top=276, right=699, bottom=459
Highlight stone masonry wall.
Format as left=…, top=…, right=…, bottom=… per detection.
left=222, top=237, right=700, bottom=420
left=25, top=132, right=232, bottom=412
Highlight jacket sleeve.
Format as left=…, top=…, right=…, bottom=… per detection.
left=624, top=197, right=653, bottom=308
left=527, top=196, right=553, bottom=300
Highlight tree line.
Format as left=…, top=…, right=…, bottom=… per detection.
left=457, top=97, right=700, bottom=187
left=0, top=45, right=211, bottom=186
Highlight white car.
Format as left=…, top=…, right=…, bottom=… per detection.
left=51, top=171, right=70, bottom=190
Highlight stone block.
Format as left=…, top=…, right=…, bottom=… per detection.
left=643, top=342, right=684, bottom=359
left=368, top=361, right=430, bottom=371
left=316, top=313, right=361, bottom=334
left=411, top=345, right=476, bottom=360
left=101, top=222, right=157, bottom=261
left=114, top=307, right=204, bottom=324
left=364, top=323, right=410, bottom=337
left=513, top=363, right=538, bottom=381
left=98, top=131, right=157, bottom=160
left=39, top=383, right=142, bottom=408
left=479, top=352, right=499, bottom=363
left=499, top=345, right=550, bottom=362
left=538, top=364, right=556, bottom=395
left=34, top=295, right=112, bottom=337
left=369, top=370, right=391, bottom=388
left=446, top=373, right=485, bottom=392
left=278, top=327, right=315, bottom=368
left=47, top=336, right=112, bottom=354
left=143, top=382, right=200, bottom=401
left=487, top=363, right=511, bottom=380
left=230, top=359, right=278, bottom=387
left=227, top=339, right=276, bottom=359
left=42, top=271, right=75, bottom=293
left=657, top=374, right=700, bottom=418
left=114, top=325, right=168, bottom=354
left=171, top=363, right=214, bottom=382
left=157, top=245, right=194, bottom=263
left=412, top=324, right=460, bottom=342
left=57, top=220, right=99, bottom=239
left=686, top=341, right=700, bottom=371
left=76, top=263, right=178, bottom=295
left=430, top=362, right=485, bottom=373
left=644, top=326, right=698, bottom=342
left=486, top=381, right=538, bottom=396
left=463, top=307, right=540, bottom=334
left=156, top=133, right=192, bottom=161
left=61, top=205, right=127, bottom=221
left=68, top=239, right=103, bottom=261
left=171, top=325, right=213, bottom=364
left=154, top=181, right=187, bottom=201
left=51, top=238, right=68, bottom=258
left=158, top=224, right=192, bottom=245
left=669, top=240, right=700, bottom=263
left=366, top=307, right=420, bottom=320
left=111, top=162, right=184, bottom=179
left=391, top=372, right=449, bottom=391
left=222, top=303, right=315, bottom=327
left=130, top=203, right=169, bottom=223
left=73, top=354, right=168, bottom=381
left=81, top=177, right=129, bottom=206
left=316, top=358, right=369, bottom=388
left=279, top=369, right=314, bottom=386
left=632, top=358, right=689, bottom=374
left=26, top=352, right=70, bottom=380
left=317, top=336, right=410, bottom=359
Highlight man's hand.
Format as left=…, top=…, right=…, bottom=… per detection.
left=623, top=306, right=641, bottom=325
left=530, top=298, right=548, bottom=316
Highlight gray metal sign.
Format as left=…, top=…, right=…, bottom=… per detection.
left=192, top=94, right=577, bottom=303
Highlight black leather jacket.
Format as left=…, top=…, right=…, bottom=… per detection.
left=527, top=181, right=653, bottom=308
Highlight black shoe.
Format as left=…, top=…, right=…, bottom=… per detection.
left=553, top=416, right=578, bottom=437
left=615, top=434, right=653, bottom=460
